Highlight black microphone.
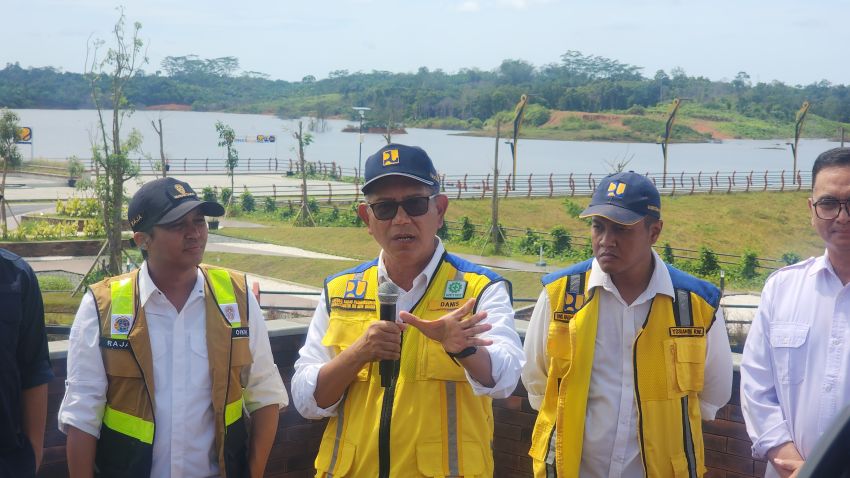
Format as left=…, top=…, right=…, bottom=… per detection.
left=377, top=282, right=401, bottom=388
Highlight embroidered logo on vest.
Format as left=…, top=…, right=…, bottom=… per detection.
left=443, top=280, right=467, bottom=299
left=344, top=279, right=368, bottom=299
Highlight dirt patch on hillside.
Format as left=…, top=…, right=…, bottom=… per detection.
left=686, top=119, right=731, bottom=139
left=145, top=104, right=192, bottom=111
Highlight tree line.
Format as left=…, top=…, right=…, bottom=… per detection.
left=1, top=50, right=849, bottom=127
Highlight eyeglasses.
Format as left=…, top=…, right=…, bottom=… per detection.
left=368, top=194, right=437, bottom=220
left=813, top=198, right=850, bottom=220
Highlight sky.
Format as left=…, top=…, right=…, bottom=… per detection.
left=2, top=0, right=847, bottom=86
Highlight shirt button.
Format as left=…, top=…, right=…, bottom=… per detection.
left=826, top=385, right=833, bottom=392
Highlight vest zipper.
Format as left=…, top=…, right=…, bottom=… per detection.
left=378, top=333, right=401, bottom=478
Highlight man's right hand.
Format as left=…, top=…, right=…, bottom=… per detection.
left=349, top=320, right=405, bottom=364
left=314, top=320, right=406, bottom=408
left=768, top=441, right=804, bottom=478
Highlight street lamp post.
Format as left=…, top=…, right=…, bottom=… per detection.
left=353, top=106, right=371, bottom=179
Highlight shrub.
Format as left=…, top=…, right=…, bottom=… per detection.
left=202, top=186, right=217, bottom=203
left=563, top=199, right=583, bottom=218
left=263, top=196, right=277, bottom=212
left=523, top=104, right=551, bottom=127
left=781, top=251, right=801, bottom=266
left=220, top=188, right=232, bottom=206
left=548, top=226, right=572, bottom=256
left=739, top=250, right=760, bottom=279
left=517, top=228, right=542, bottom=255
left=460, top=216, right=475, bottom=242
left=662, top=242, right=675, bottom=264
left=83, top=219, right=105, bottom=237
left=437, top=221, right=448, bottom=239
left=240, top=189, right=255, bottom=212
left=697, top=247, right=720, bottom=275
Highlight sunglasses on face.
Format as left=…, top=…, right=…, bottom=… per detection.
left=367, top=194, right=437, bottom=220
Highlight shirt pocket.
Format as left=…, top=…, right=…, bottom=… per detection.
left=322, top=316, right=373, bottom=381
left=770, top=323, right=810, bottom=385
left=664, top=338, right=707, bottom=395
left=189, top=333, right=213, bottom=390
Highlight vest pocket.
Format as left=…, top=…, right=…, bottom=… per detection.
left=769, top=323, right=809, bottom=384
left=315, top=436, right=356, bottom=476
left=323, top=317, right=372, bottom=381
left=546, top=323, right=572, bottom=378
left=665, top=338, right=706, bottom=394
left=416, top=441, right=485, bottom=477
left=422, top=338, right=469, bottom=382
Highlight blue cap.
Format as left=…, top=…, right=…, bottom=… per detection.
left=361, top=144, right=440, bottom=193
left=579, top=171, right=661, bottom=225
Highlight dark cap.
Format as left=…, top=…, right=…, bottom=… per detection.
left=579, top=171, right=661, bottom=225
left=361, top=144, right=440, bottom=193
left=128, top=177, right=225, bottom=232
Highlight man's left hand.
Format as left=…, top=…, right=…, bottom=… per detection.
left=773, top=457, right=805, bottom=478
left=400, top=298, right=493, bottom=354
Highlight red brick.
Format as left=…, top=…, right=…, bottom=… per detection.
left=704, top=432, right=727, bottom=452
left=703, top=418, right=751, bottom=441
left=706, top=450, right=755, bottom=474
left=727, top=437, right=754, bottom=458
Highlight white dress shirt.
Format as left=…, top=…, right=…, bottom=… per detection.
left=59, top=263, right=288, bottom=478
left=522, top=251, right=733, bottom=478
left=741, top=253, right=850, bottom=478
left=292, top=239, right=525, bottom=419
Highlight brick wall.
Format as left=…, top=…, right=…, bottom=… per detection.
left=38, top=331, right=765, bottom=478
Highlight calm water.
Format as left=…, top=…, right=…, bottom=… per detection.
left=11, top=109, right=841, bottom=176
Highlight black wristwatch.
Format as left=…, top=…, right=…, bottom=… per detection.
left=446, top=346, right=477, bottom=364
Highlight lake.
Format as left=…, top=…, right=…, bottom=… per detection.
left=10, top=109, right=842, bottom=177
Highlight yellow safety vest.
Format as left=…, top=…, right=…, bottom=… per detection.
left=529, top=259, right=719, bottom=478
left=314, top=252, right=511, bottom=477
left=89, top=264, right=252, bottom=478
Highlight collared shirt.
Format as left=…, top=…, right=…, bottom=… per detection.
left=291, top=239, right=525, bottom=419
left=0, top=249, right=53, bottom=475
left=59, top=263, right=288, bottom=478
left=522, top=251, right=733, bottom=478
left=740, top=253, right=850, bottom=477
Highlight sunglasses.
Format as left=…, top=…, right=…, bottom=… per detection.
left=367, top=194, right=437, bottom=220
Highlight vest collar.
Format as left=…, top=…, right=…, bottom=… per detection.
left=137, top=262, right=206, bottom=307
left=377, top=237, right=445, bottom=292
left=587, top=249, right=675, bottom=305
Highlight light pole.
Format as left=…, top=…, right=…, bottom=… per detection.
left=353, top=106, right=371, bottom=179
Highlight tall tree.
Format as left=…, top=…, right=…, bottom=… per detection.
left=86, top=8, right=147, bottom=274
left=0, top=109, right=23, bottom=238
left=215, top=121, right=238, bottom=213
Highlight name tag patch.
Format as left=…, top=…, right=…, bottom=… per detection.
left=100, top=337, right=130, bottom=350
left=331, top=297, right=376, bottom=311
left=231, top=327, right=249, bottom=338
left=669, top=327, right=705, bottom=337
left=553, top=312, right=574, bottom=323
left=428, top=298, right=470, bottom=311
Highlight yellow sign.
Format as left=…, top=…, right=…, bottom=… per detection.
left=16, top=127, right=32, bottom=143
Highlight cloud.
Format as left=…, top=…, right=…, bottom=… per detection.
left=456, top=0, right=481, bottom=11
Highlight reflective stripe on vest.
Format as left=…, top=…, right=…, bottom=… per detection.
left=103, top=405, right=155, bottom=444
left=225, top=398, right=243, bottom=427
left=208, top=268, right=241, bottom=328
left=110, top=278, right=134, bottom=339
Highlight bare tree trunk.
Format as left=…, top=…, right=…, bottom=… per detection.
left=152, top=119, right=166, bottom=177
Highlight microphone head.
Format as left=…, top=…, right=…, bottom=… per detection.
left=377, top=281, right=401, bottom=304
